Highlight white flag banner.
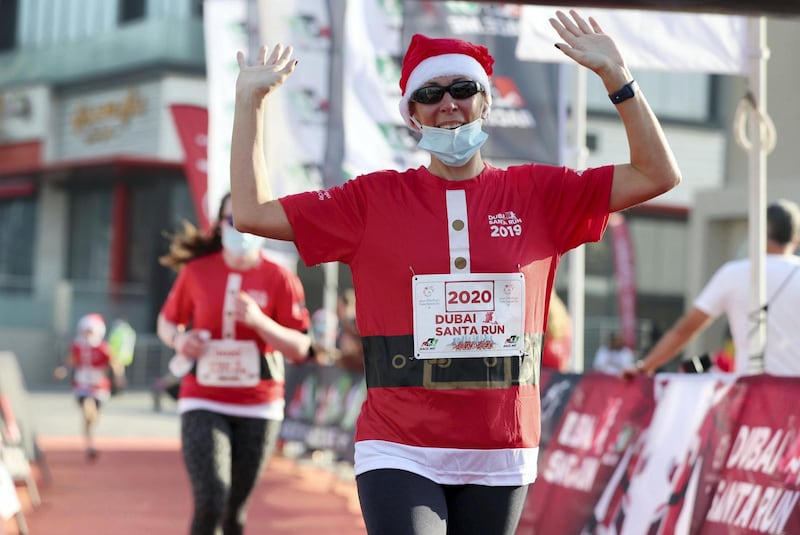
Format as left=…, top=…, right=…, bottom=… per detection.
left=205, top=0, right=330, bottom=219
left=616, top=374, right=736, bottom=535
left=205, top=0, right=330, bottom=268
left=203, top=0, right=249, bottom=221
left=343, top=0, right=427, bottom=178
left=246, top=0, right=330, bottom=269
left=517, top=6, right=748, bottom=75
left=258, top=0, right=329, bottom=193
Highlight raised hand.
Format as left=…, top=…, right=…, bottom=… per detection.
left=550, top=10, right=626, bottom=78
left=235, top=44, right=298, bottom=101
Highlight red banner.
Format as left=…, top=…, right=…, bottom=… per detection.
left=599, top=375, right=746, bottom=535
left=699, top=375, right=800, bottom=534
left=517, top=372, right=800, bottom=535
left=169, top=104, right=209, bottom=231
left=277, top=365, right=800, bottom=534
left=519, top=373, right=655, bottom=534
left=609, top=212, right=638, bottom=350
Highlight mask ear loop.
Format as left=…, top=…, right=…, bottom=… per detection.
left=410, top=116, right=423, bottom=132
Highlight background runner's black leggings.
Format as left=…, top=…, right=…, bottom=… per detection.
left=181, top=410, right=281, bottom=535
left=356, top=468, right=529, bottom=535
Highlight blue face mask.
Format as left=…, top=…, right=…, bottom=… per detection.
left=221, top=225, right=265, bottom=257
left=416, top=118, right=488, bottom=167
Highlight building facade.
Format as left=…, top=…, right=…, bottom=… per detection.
left=0, top=0, right=204, bottom=383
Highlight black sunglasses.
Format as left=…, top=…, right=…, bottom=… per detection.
left=410, top=80, right=484, bottom=105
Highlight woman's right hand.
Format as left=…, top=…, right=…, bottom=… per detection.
left=174, top=330, right=210, bottom=359
left=235, top=44, right=298, bottom=102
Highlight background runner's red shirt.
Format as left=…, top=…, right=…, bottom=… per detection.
left=70, top=340, right=113, bottom=396
left=160, top=251, right=310, bottom=406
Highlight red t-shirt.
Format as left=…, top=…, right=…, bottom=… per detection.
left=280, top=162, right=612, bottom=484
left=70, top=340, right=113, bottom=396
left=160, top=251, right=310, bottom=406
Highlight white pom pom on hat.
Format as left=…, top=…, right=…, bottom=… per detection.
left=398, top=33, right=494, bottom=132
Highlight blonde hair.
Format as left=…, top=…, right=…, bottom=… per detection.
left=546, top=290, right=571, bottom=339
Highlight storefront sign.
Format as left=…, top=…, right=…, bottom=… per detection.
left=71, top=88, right=147, bottom=144
left=56, top=83, right=162, bottom=160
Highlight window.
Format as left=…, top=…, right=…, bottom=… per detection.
left=119, top=0, right=146, bottom=24
left=0, top=0, right=18, bottom=51
left=0, top=193, right=36, bottom=293
left=125, top=177, right=195, bottom=284
left=67, top=186, right=112, bottom=284
left=191, top=0, right=204, bottom=17
left=125, top=176, right=196, bottom=328
left=587, top=71, right=717, bottom=124
left=585, top=236, right=615, bottom=277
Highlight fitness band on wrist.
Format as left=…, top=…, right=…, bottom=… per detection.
left=608, top=80, right=638, bottom=105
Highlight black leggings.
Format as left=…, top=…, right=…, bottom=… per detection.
left=181, top=410, right=281, bottom=535
left=356, top=469, right=529, bottom=535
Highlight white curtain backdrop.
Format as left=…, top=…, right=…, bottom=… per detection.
left=516, top=6, right=748, bottom=75
left=516, top=7, right=770, bottom=370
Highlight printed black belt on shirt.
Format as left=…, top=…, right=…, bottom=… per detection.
left=362, top=333, right=542, bottom=390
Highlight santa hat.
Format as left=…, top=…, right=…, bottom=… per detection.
left=399, top=33, right=494, bottom=131
left=78, top=313, right=106, bottom=340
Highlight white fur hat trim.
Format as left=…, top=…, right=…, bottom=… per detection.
left=399, top=54, right=492, bottom=132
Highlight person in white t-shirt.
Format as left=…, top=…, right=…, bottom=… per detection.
left=631, top=199, right=800, bottom=377
left=593, top=332, right=635, bottom=375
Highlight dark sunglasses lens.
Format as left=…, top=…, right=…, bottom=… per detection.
left=411, top=81, right=481, bottom=104
left=412, top=86, right=445, bottom=104
left=450, top=81, right=480, bottom=99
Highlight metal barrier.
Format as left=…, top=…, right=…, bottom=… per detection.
left=121, top=335, right=174, bottom=389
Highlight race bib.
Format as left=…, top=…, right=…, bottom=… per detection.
left=73, top=367, right=106, bottom=386
left=412, top=273, right=525, bottom=359
left=196, top=340, right=261, bottom=387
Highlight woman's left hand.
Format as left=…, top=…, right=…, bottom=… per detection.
left=235, top=44, right=297, bottom=102
left=550, top=9, right=626, bottom=78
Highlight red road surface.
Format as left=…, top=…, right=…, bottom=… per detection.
left=4, top=436, right=365, bottom=535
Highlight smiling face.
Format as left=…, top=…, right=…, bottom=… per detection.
left=409, top=76, right=486, bottom=129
